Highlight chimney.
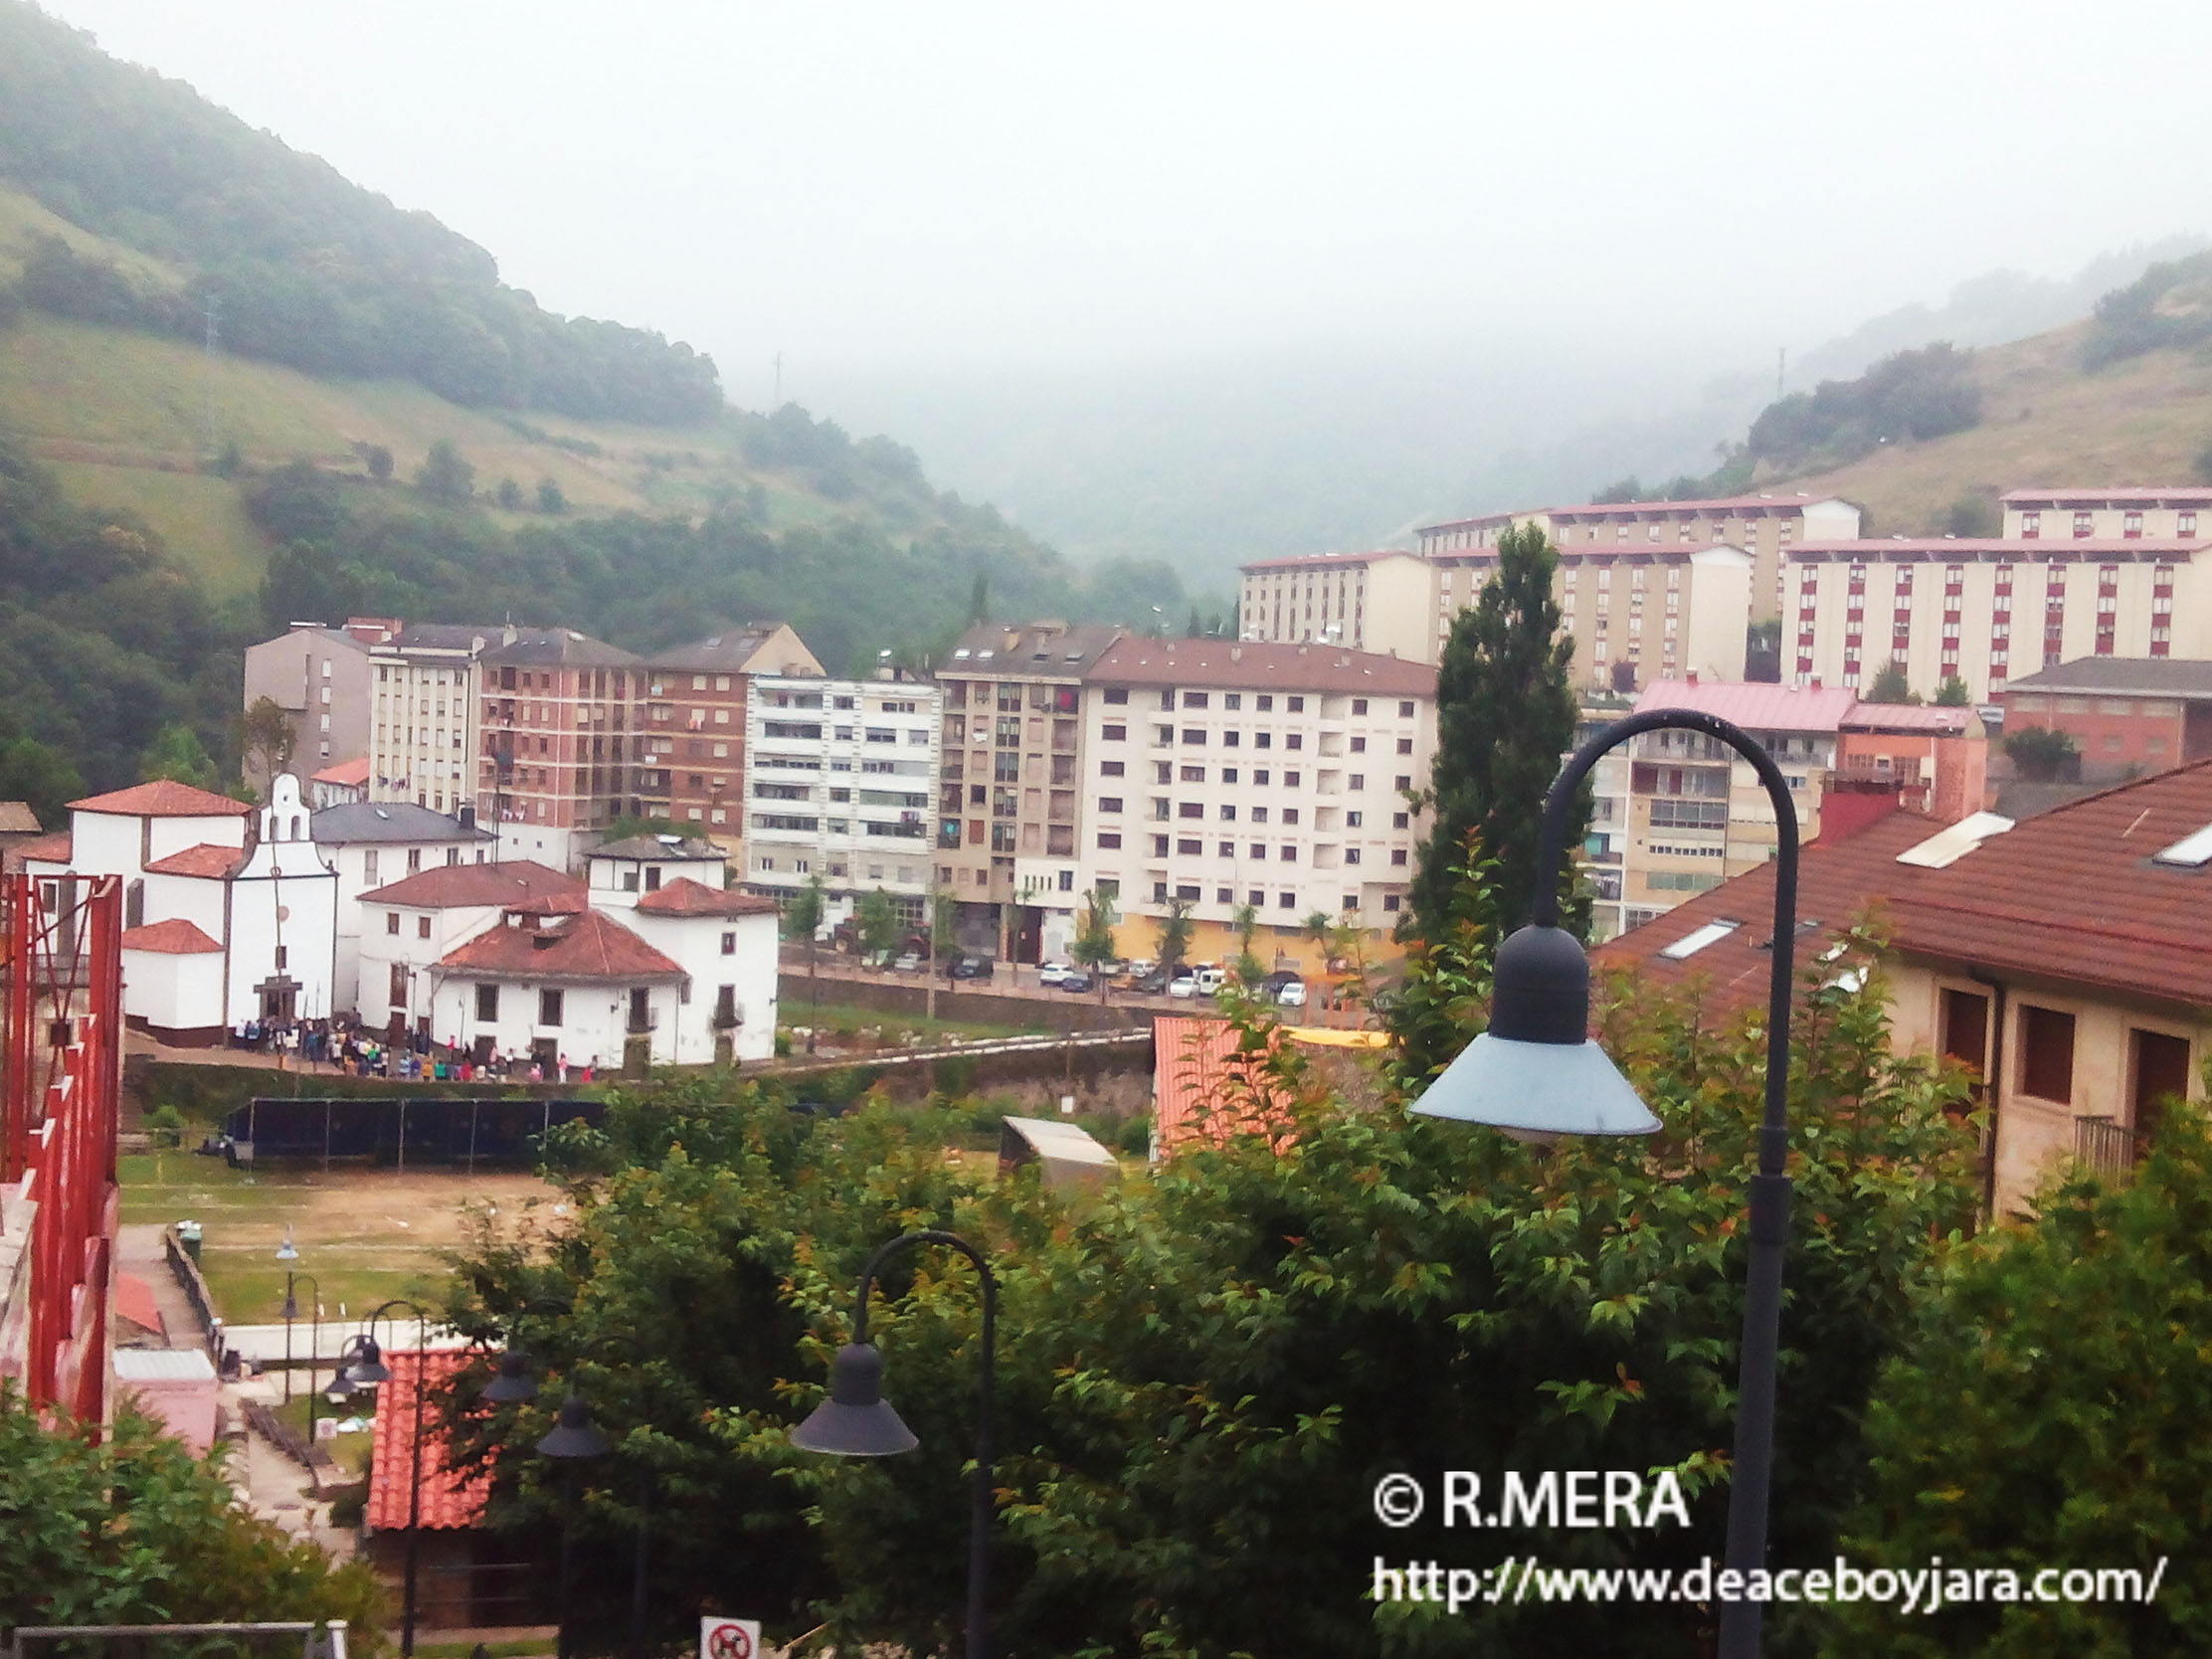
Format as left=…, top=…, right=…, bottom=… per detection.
left=459, top=804, right=476, bottom=830
left=1685, top=669, right=1699, bottom=686
left=502, top=624, right=519, bottom=646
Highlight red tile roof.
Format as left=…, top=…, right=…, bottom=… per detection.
left=1152, top=1016, right=1297, bottom=1157
left=14, top=831, right=72, bottom=865
left=1237, top=548, right=1422, bottom=573
left=1841, top=704, right=1976, bottom=733
left=114, top=1271, right=165, bottom=1339
left=143, top=842, right=248, bottom=879
left=1417, top=494, right=1845, bottom=536
left=1633, top=678, right=1859, bottom=734
left=1092, top=637, right=1437, bottom=696
left=1792, top=537, right=2208, bottom=557
left=362, top=859, right=583, bottom=911
left=634, top=877, right=780, bottom=918
left=311, top=757, right=371, bottom=786
left=119, top=918, right=222, bottom=955
left=367, top=1351, right=490, bottom=1532
left=70, top=781, right=255, bottom=818
left=1591, top=811, right=1938, bottom=1017
left=2000, top=487, right=2212, bottom=506
left=1883, top=759, right=2212, bottom=1007
left=437, top=906, right=683, bottom=982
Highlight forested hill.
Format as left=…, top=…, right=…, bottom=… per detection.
left=0, top=1, right=717, bottom=423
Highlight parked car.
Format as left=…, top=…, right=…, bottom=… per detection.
left=1276, top=980, right=1308, bottom=1009
left=1166, top=973, right=1198, bottom=999
left=1058, top=971, right=1096, bottom=994
left=1124, top=957, right=1158, bottom=980
left=1128, top=969, right=1172, bottom=995
left=1037, top=960, right=1074, bottom=986
left=1259, top=970, right=1300, bottom=998
left=949, top=954, right=995, bottom=981
left=892, top=951, right=922, bottom=973
left=1192, top=965, right=1226, bottom=998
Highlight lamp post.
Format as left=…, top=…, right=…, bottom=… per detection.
left=791, top=1229, right=997, bottom=1659
left=479, top=1335, right=655, bottom=1659
left=277, top=1256, right=321, bottom=1430
left=328, top=1299, right=433, bottom=1659
left=1408, top=709, right=1800, bottom=1659
left=276, top=1228, right=300, bottom=1402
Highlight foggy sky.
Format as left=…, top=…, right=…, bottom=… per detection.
left=33, top=0, right=2212, bottom=414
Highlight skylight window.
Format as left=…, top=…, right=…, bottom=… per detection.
left=1896, top=813, right=2013, bottom=869
left=2151, top=823, right=2212, bottom=867
left=1661, top=919, right=1740, bottom=960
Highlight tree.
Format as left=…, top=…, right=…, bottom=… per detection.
left=0, top=737, right=83, bottom=829
left=537, top=475, right=566, bottom=513
left=1943, top=492, right=1999, bottom=538
left=1072, top=888, right=1119, bottom=998
left=495, top=476, right=523, bottom=510
left=968, top=572, right=989, bottom=623
left=0, top=1388, right=386, bottom=1631
left=415, top=439, right=474, bottom=504
left=365, top=443, right=394, bottom=482
left=1406, top=520, right=1584, bottom=951
left=1825, top=1108, right=2212, bottom=1656
left=855, top=886, right=900, bottom=960
left=1154, top=894, right=1194, bottom=974
left=1229, top=901, right=1263, bottom=985
left=1864, top=658, right=1917, bottom=704
left=2005, top=724, right=2080, bottom=782
left=138, top=722, right=219, bottom=790
left=1935, top=675, right=1972, bottom=707
left=238, top=695, right=296, bottom=792
left=785, top=872, right=829, bottom=1053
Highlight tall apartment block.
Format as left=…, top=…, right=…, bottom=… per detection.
left=1073, top=638, right=1437, bottom=972
left=934, top=622, right=1125, bottom=964
left=742, top=673, right=942, bottom=930
left=636, top=625, right=824, bottom=847
left=1414, top=492, right=1862, bottom=623
left=241, top=621, right=379, bottom=796
left=1238, top=542, right=1751, bottom=690
left=366, top=623, right=513, bottom=817
left=475, top=630, right=648, bottom=869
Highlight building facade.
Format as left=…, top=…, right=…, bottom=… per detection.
left=635, top=625, right=824, bottom=846
left=474, top=630, right=647, bottom=869
left=2000, top=486, right=2212, bottom=542
left=309, top=801, right=497, bottom=1014
left=935, top=623, right=1124, bottom=963
left=1073, top=638, right=1437, bottom=972
left=1834, top=705, right=1988, bottom=822
left=241, top=623, right=377, bottom=796
left=366, top=623, right=501, bottom=818
left=741, top=675, right=942, bottom=930
left=1997, top=657, right=2212, bottom=782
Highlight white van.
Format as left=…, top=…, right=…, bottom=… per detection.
left=1192, top=965, right=1227, bottom=997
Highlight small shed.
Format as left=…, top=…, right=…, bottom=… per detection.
left=112, top=1347, right=219, bottom=1454
left=999, top=1116, right=1119, bottom=1195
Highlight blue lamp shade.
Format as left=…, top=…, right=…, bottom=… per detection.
left=276, top=1226, right=299, bottom=1263
left=1410, top=924, right=1662, bottom=1137
left=480, top=1348, right=539, bottom=1405
left=789, top=1343, right=920, bottom=1457
left=536, top=1390, right=611, bottom=1459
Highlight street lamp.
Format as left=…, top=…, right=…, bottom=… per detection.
left=478, top=1335, right=655, bottom=1659
left=1408, top=708, right=1801, bottom=1659
left=792, top=1229, right=997, bottom=1659
left=278, top=1261, right=321, bottom=1424
left=328, top=1299, right=433, bottom=1659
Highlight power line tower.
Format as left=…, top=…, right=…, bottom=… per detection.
left=202, top=291, right=221, bottom=460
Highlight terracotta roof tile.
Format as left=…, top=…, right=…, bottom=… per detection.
left=143, top=842, right=248, bottom=879
left=1152, top=1016, right=1297, bottom=1157
left=367, top=1351, right=489, bottom=1532
left=362, top=859, right=583, bottom=910
left=1633, top=679, right=1858, bottom=733
left=70, top=781, right=255, bottom=818
left=311, top=757, right=371, bottom=786
left=120, top=919, right=223, bottom=955
left=2000, top=486, right=2212, bottom=506
left=634, top=877, right=779, bottom=918
left=437, top=907, right=683, bottom=982
left=13, top=831, right=72, bottom=865
left=0, top=802, right=41, bottom=834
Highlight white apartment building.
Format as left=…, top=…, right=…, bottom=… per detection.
left=368, top=624, right=500, bottom=816
left=1413, top=493, right=1862, bottom=623
left=742, top=674, right=942, bottom=930
left=2001, top=487, right=2212, bottom=542
left=1238, top=543, right=1751, bottom=692
left=1074, top=638, right=1437, bottom=972
left=1788, top=535, right=2212, bottom=702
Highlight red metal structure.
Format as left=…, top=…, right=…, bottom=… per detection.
left=3, top=871, right=122, bottom=1430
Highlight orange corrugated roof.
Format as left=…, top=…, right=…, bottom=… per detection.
left=312, top=757, right=371, bottom=786
left=1152, top=1015, right=1297, bottom=1157
left=143, top=842, right=248, bottom=879
left=120, top=918, right=223, bottom=955
left=367, top=1351, right=489, bottom=1532
left=634, top=876, right=779, bottom=918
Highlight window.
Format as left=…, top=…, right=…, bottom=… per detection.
left=1390, top=847, right=1408, bottom=865
left=1285, top=734, right=1303, bottom=750
left=1178, top=837, right=1202, bottom=855
left=389, top=963, right=409, bottom=1007
left=1349, top=774, right=1364, bottom=791
left=1217, top=886, right=1233, bottom=904
left=1222, top=730, right=1240, bottom=748
left=1279, top=844, right=1297, bottom=861
left=1285, top=770, right=1301, bottom=787
left=363, top=849, right=380, bottom=886
left=1179, top=802, right=1203, bottom=819
left=1250, top=843, right=1267, bottom=859
left=1101, top=760, right=1125, bottom=777
left=1254, top=732, right=1272, bottom=749
left=1345, top=848, right=1362, bottom=864
left=1097, top=830, right=1123, bottom=849
left=1221, top=767, right=1238, bottom=784
left=1224, top=693, right=1242, bottom=709
left=1104, top=687, right=1129, bottom=704
left=1347, top=811, right=1364, bottom=828
left=1287, top=696, right=1305, bottom=712
left=1396, top=737, right=1414, bottom=755
left=1099, top=796, right=1124, bottom=814
left=1256, top=695, right=1274, bottom=711
left=1251, top=807, right=1269, bottom=824
left=1352, top=697, right=1369, bottom=715
left=417, top=915, right=432, bottom=940
left=1183, top=691, right=1209, bottom=708
left=1180, top=764, right=1206, bottom=783
left=1398, top=700, right=1414, bottom=717
left=1153, top=881, right=1170, bottom=903
left=1176, top=884, right=1201, bottom=901
left=539, top=988, right=565, bottom=1027
left=1182, top=728, right=1207, bottom=745
left=1278, top=891, right=1297, bottom=909
left=2019, top=1005, right=2076, bottom=1103
left=1103, top=723, right=1127, bottom=741
left=1255, top=769, right=1270, bottom=786
left=1395, top=775, right=1411, bottom=791
left=1350, top=736, right=1367, bottom=753
left=386, top=912, right=401, bottom=935
left=474, top=984, right=498, bottom=1021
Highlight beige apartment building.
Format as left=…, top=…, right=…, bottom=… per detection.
left=241, top=622, right=377, bottom=795
left=1073, top=638, right=1437, bottom=973
left=368, top=623, right=505, bottom=817
left=1414, top=493, right=1862, bottom=622
left=1238, top=542, right=1751, bottom=691
left=2001, top=486, right=2212, bottom=542
left=1787, top=535, right=2212, bottom=702
left=935, top=622, right=1125, bottom=964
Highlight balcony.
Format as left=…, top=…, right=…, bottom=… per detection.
left=2075, top=1115, right=2134, bottom=1177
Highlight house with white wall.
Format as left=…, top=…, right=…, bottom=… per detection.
left=355, top=859, right=583, bottom=1036
left=428, top=908, right=688, bottom=1073
left=312, top=801, right=497, bottom=1014
left=585, top=834, right=731, bottom=910
left=624, top=878, right=781, bottom=1062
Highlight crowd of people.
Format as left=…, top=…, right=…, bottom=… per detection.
left=225, top=1014, right=600, bottom=1084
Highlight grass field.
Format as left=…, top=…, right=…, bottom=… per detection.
left=118, top=1153, right=556, bottom=1324
left=46, top=458, right=267, bottom=591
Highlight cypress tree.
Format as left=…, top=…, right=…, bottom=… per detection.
left=1405, top=520, right=1588, bottom=949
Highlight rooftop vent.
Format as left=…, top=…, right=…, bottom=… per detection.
left=1661, top=919, right=1740, bottom=960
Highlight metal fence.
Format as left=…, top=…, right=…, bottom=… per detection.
left=220, top=1096, right=604, bottom=1171
left=1, top=1621, right=346, bottom=1659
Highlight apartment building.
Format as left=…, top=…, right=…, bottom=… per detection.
left=1237, top=543, right=1752, bottom=690
left=634, top=625, right=824, bottom=845
left=1414, top=493, right=1862, bottom=622
left=241, top=622, right=378, bottom=795
left=1074, top=638, right=1437, bottom=972
left=1999, top=657, right=2212, bottom=781
left=474, top=630, right=647, bottom=870
left=935, top=622, right=1126, bottom=964
left=367, top=623, right=513, bottom=817
left=1575, top=701, right=1638, bottom=941
left=742, top=674, right=942, bottom=930
left=1786, top=534, right=2212, bottom=702
left=1835, top=704, right=1988, bottom=821
left=2001, top=486, right=2212, bottom=541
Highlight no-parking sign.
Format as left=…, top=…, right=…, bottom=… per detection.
left=699, top=1617, right=760, bottom=1659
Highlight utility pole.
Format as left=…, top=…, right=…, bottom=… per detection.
left=1776, top=346, right=1785, bottom=403
left=772, top=352, right=783, bottom=410
left=203, top=292, right=221, bottom=460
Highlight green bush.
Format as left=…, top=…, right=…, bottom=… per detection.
left=142, top=1103, right=186, bottom=1148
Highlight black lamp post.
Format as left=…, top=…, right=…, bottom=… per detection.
left=329, top=1299, right=432, bottom=1659
left=479, top=1336, right=655, bottom=1659
left=1408, top=709, right=1801, bottom=1659
left=279, top=1264, right=321, bottom=1430
left=790, top=1229, right=997, bottom=1659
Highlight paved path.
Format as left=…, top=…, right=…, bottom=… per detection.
left=115, top=1222, right=207, bottom=1350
